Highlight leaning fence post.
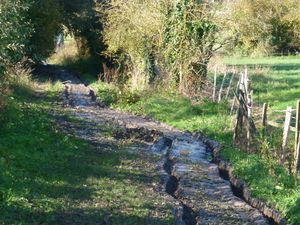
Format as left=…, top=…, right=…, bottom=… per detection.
left=295, top=141, right=300, bottom=173
left=262, top=103, right=268, bottom=137
left=230, top=73, right=242, bottom=115
left=225, top=73, right=235, bottom=100
left=294, top=100, right=300, bottom=172
left=246, top=92, right=252, bottom=152
left=218, top=70, right=227, bottom=102
left=244, top=67, right=248, bottom=94
left=233, top=90, right=242, bottom=143
left=282, top=106, right=292, bottom=165
left=213, top=66, right=217, bottom=102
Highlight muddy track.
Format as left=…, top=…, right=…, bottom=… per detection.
left=40, top=65, right=272, bottom=225
left=163, top=148, right=199, bottom=225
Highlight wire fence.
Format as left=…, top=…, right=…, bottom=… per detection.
left=212, top=65, right=300, bottom=173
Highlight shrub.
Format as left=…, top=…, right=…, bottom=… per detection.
left=27, top=0, right=62, bottom=60
left=96, top=82, right=141, bottom=107
left=97, top=83, right=120, bottom=106
left=0, top=0, right=32, bottom=108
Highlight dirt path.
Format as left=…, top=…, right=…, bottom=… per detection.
left=48, top=66, right=269, bottom=224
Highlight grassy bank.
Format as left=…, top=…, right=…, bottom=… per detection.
left=0, top=77, right=174, bottom=224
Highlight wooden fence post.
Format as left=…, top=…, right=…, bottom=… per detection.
left=213, top=66, right=217, bottom=102
left=230, top=73, right=242, bottom=115
left=218, top=70, right=227, bottom=102
left=244, top=67, right=248, bottom=95
left=262, top=103, right=268, bottom=137
left=225, top=73, right=235, bottom=100
left=233, top=90, right=242, bottom=143
left=246, top=90, right=253, bottom=152
left=282, top=106, right=292, bottom=165
left=294, top=100, right=300, bottom=172
left=295, top=141, right=300, bottom=173
left=239, top=72, right=245, bottom=93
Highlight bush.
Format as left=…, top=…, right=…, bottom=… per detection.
left=61, top=0, right=105, bottom=57
left=97, top=83, right=120, bottom=106
left=0, top=1, right=32, bottom=108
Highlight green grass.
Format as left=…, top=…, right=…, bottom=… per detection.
left=220, top=55, right=300, bottom=224
left=220, top=148, right=300, bottom=224
left=222, top=55, right=300, bottom=109
left=119, top=93, right=232, bottom=141
left=0, top=79, right=174, bottom=224
left=86, top=80, right=232, bottom=142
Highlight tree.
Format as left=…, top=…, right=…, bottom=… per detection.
left=103, top=0, right=163, bottom=89
left=27, top=0, right=62, bottom=60
left=224, top=0, right=300, bottom=55
left=0, top=0, right=32, bottom=72
left=162, top=0, right=221, bottom=95
left=60, top=0, right=105, bottom=57
left=102, top=0, right=222, bottom=95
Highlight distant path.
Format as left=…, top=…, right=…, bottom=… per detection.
left=45, top=65, right=269, bottom=225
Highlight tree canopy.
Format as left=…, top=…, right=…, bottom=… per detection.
left=224, top=0, right=300, bottom=55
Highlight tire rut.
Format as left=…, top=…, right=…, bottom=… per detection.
left=163, top=147, right=199, bottom=225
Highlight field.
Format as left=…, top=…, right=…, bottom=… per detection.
left=223, top=55, right=300, bottom=110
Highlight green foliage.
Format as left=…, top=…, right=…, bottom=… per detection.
left=224, top=0, right=300, bottom=55
left=97, top=83, right=120, bottom=105
left=0, top=0, right=32, bottom=68
left=95, top=82, right=141, bottom=107
left=103, top=0, right=222, bottom=95
left=103, top=0, right=163, bottom=90
left=163, top=0, right=220, bottom=94
left=61, top=0, right=105, bottom=57
left=27, top=0, right=62, bottom=60
left=0, top=0, right=32, bottom=104
left=1, top=0, right=104, bottom=63
left=48, top=37, right=103, bottom=79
